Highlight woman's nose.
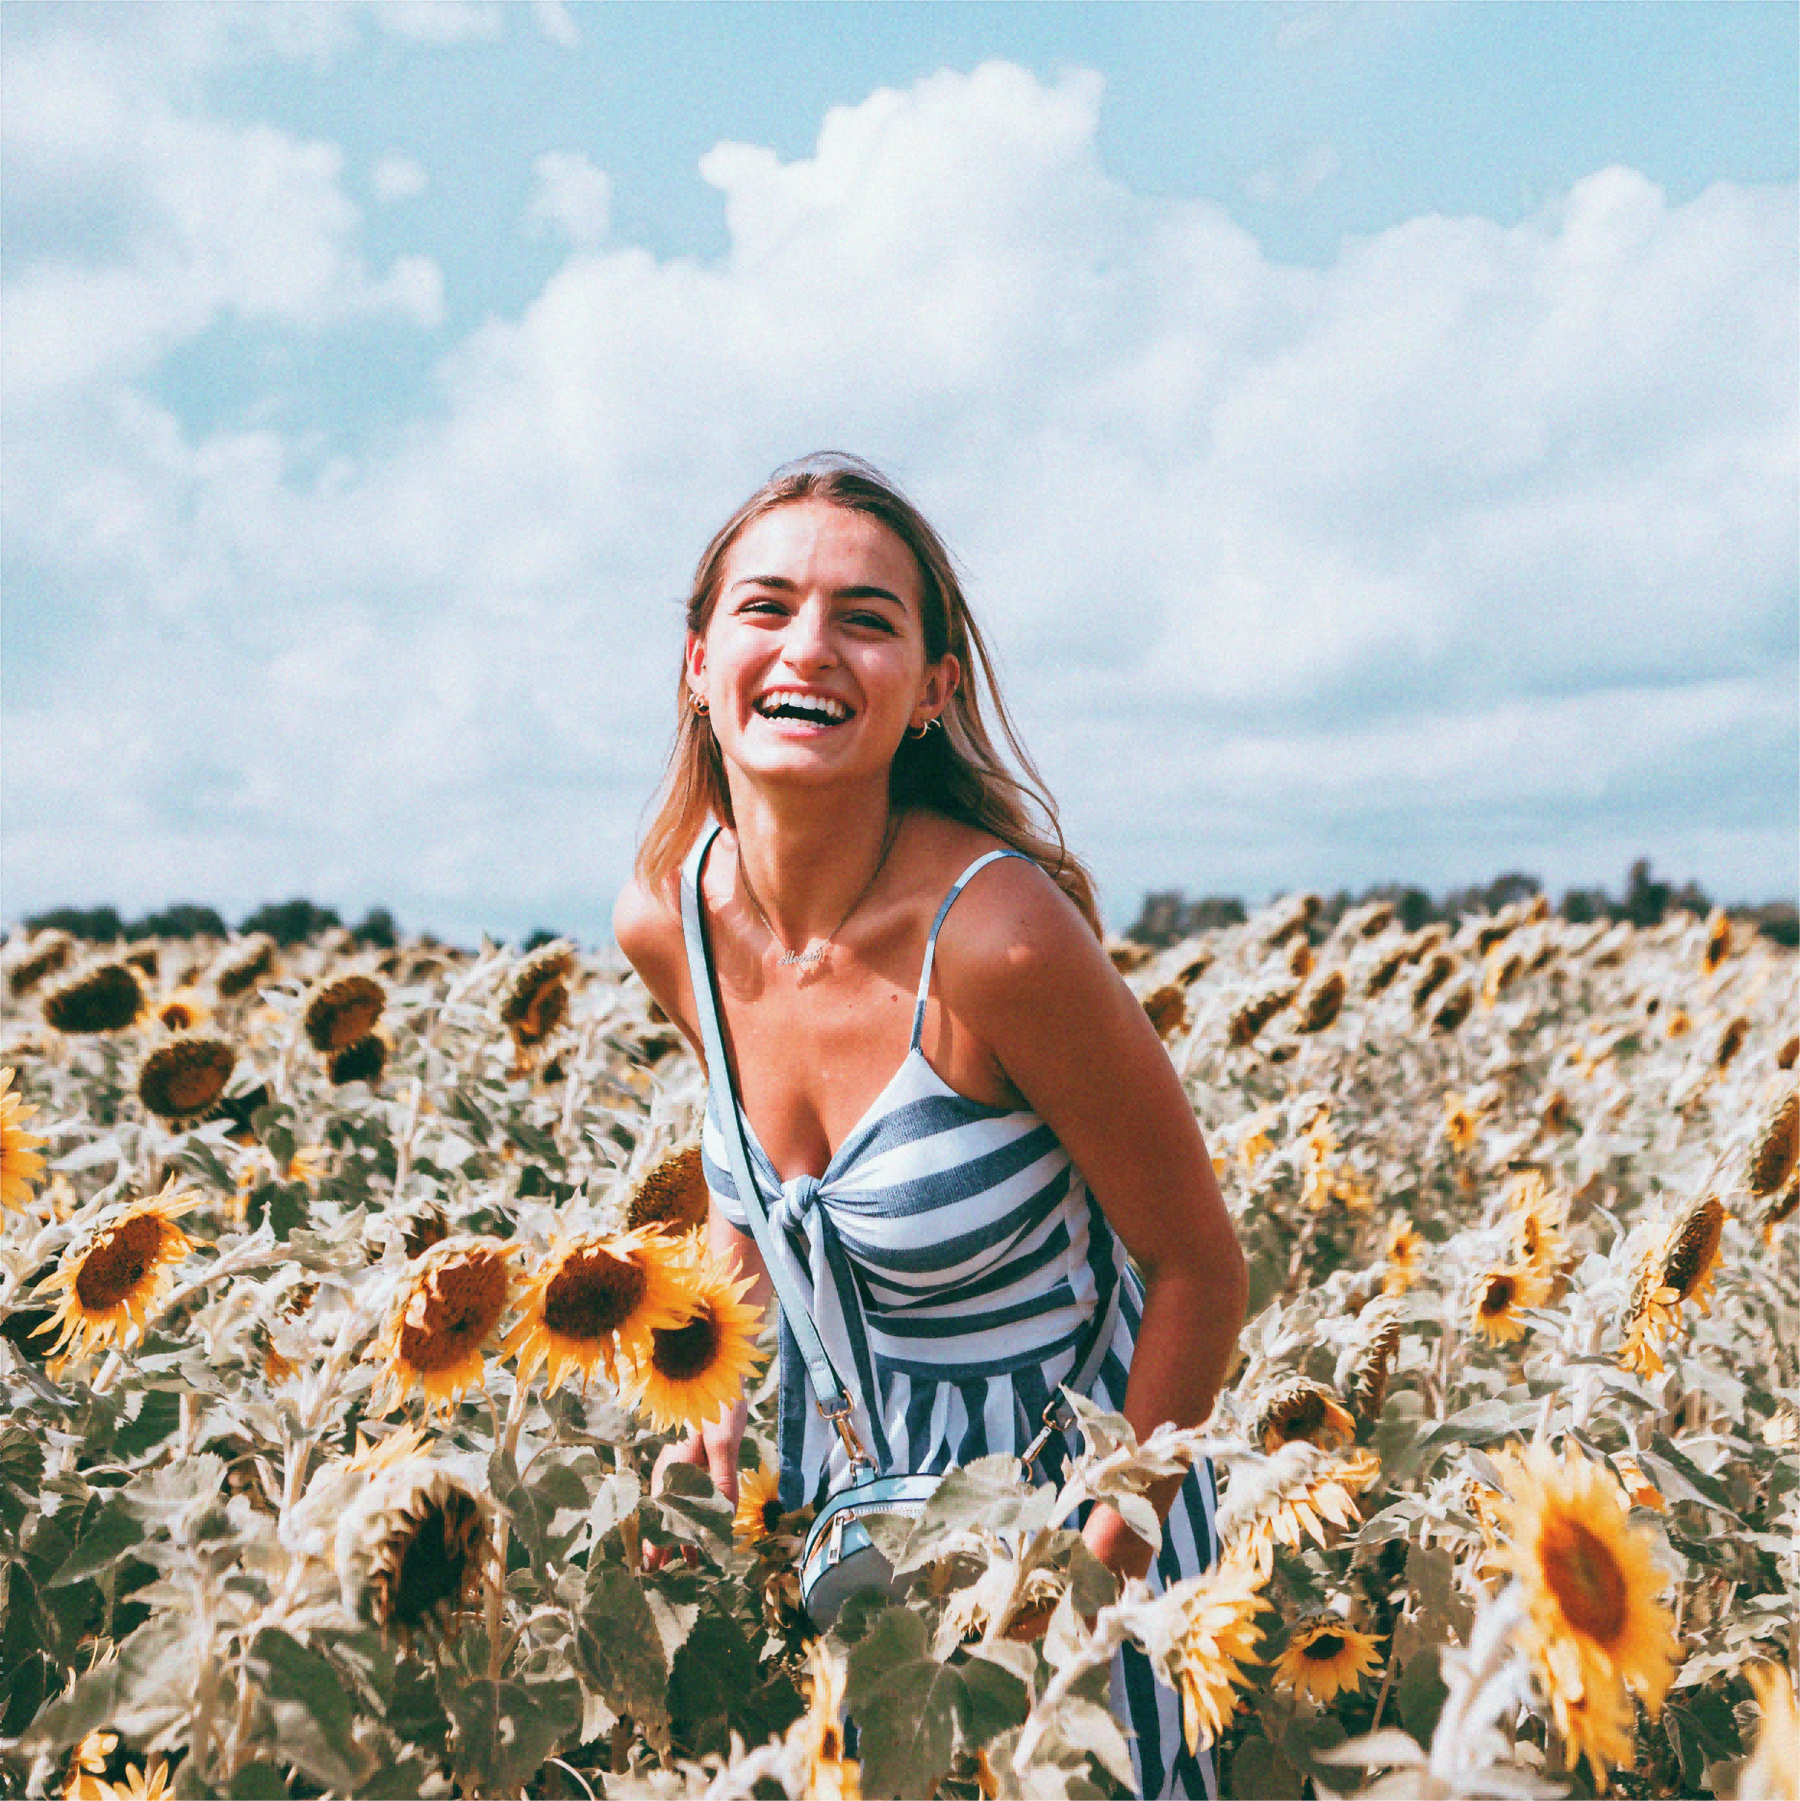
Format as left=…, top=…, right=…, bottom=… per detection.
left=781, top=599, right=837, bottom=669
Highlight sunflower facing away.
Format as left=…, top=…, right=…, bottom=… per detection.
left=505, top=1226, right=693, bottom=1392
left=625, top=1137, right=711, bottom=1236
left=1271, top=1610, right=1383, bottom=1706
left=1471, top=1263, right=1552, bottom=1345
left=34, top=1181, right=204, bottom=1362
left=1, top=1067, right=48, bottom=1213
left=1170, top=1552, right=1267, bottom=1754
left=1217, top=1443, right=1381, bottom=1579
left=1491, top=1439, right=1680, bottom=1783
left=630, top=1244, right=766, bottom=1432
left=370, top=1236, right=515, bottom=1413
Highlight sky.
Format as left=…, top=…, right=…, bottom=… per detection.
left=3, top=0, right=1796, bottom=944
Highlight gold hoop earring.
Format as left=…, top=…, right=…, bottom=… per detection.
left=905, top=716, right=939, bottom=739
left=690, top=691, right=709, bottom=714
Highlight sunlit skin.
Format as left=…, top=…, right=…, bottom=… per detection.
left=615, top=499, right=1246, bottom=1582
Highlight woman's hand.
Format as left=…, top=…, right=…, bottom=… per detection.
left=1079, top=1497, right=1162, bottom=1585
left=643, top=1405, right=747, bottom=1571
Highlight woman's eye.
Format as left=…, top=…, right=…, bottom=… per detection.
left=847, top=611, right=897, bottom=632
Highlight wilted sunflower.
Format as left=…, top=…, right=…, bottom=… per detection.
left=34, top=1181, right=204, bottom=1361
left=501, top=943, right=574, bottom=1048
left=1740, top=1661, right=1799, bottom=1801
left=1217, top=1443, right=1381, bottom=1578
left=135, top=1035, right=235, bottom=1123
left=302, top=974, right=386, bottom=1053
left=734, top=1463, right=786, bottom=1551
left=1748, top=1089, right=1799, bottom=1199
left=213, top=935, right=276, bottom=999
left=1142, top=983, right=1190, bottom=1040
left=370, top=1236, right=515, bottom=1413
left=1171, top=1552, right=1267, bottom=1753
left=505, top=1227, right=692, bottom=1392
left=1253, top=1377, right=1356, bottom=1453
left=1471, top=1264, right=1552, bottom=1344
left=785, top=1640, right=860, bottom=1801
left=625, top=1137, right=711, bottom=1236
left=328, top=1032, right=388, bottom=1086
left=334, top=1459, right=493, bottom=1653
left=1491, top=1440, right=1680, bottom=1783
left=1, top=1067, right=48, bottom=1213
left=43, top=962, right=145, bottom=1034
left=1272, top=1611, right=1383, bottom=1706
left=630, top=1246, right=765, bottom=1432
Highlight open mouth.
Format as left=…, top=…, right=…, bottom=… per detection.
left=753, top=688, right=853, bottom=728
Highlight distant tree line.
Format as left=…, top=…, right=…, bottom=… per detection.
left=1128, top=858, right=1800, bottom=949
left=19, top=899, right=399, bottom=949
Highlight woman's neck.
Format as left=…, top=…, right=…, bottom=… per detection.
left=725, top=776, right=901, bottom=951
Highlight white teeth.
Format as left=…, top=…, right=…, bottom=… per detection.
left=758, top=688, right=849, bottom=721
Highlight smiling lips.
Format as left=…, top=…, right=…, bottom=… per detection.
left=754, top=686, right=853, bottom=726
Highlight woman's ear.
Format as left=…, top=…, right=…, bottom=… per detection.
left=922, top=654, right=961, bottom=716
left=684, top=631, right=707, bottom=699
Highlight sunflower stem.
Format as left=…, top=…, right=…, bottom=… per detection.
left=486, top=1376, right=531, bottom=1679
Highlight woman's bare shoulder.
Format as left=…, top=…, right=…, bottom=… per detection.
left=612, top=872, right=689, bottom=1016
left=928, top=842, right=1102, bottom=998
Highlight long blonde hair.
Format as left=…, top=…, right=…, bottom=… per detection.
left=635, top=453, right=1101, bottom=935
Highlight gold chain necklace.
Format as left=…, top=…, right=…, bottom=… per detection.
left=735, top=812, right=903, bottom=968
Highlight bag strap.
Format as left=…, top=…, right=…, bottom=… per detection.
left=680, top=824, right=865, bottom=1455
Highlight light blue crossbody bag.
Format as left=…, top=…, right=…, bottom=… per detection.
left=680, top=825, right=1120, bottom=1627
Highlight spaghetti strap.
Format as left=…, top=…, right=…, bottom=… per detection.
left=680, top=821, right=731, bottom=1093
left=908, top=847, right=1034, bottom=1050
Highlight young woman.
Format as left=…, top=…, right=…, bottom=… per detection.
left=614, top=454, right=1247, bottom=1798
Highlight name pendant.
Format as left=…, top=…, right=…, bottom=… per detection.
left=779, top=944, right=828, bottom=967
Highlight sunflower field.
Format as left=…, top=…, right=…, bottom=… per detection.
left=1, top=897, right=1796, bottom=1800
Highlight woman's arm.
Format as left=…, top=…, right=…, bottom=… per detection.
left=935, top=860, right=1247, bottom=1581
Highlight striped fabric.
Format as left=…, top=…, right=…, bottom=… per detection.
left=686, top=831, right=1220, bottom=1799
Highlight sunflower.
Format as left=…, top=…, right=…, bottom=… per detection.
left=1660, top=1194, right=1725, bottom=1315
left=34, top=1182, right=204, bottom=1361
left=785, top=1640, right=860, bottom=1801
left=1293, top=968, right=1347, bottom=1034
left=328, top=1032, right=388, bottom=1086
left=8, top=931, right=73, bottom=996
left=1612, top=1454, right=1664, bottom=1514
left=93, top=1764, right=170, bottom=1801
left=153, top=989, right=209, bottom=1032
left=1471, top=1263, right=1551, bottom=1344
left=43, top=963, right=145, bottom=1034
left=1365, top=945, right=1408, bottom=997
left=333, top=1459, right=493, bottom=1654
left=1412, top=952, right=1455, bottom=1012
left=1, top=1067, right=48, bottom=1213
left=502, top=943, right=574, bottom=1048
left=1272, top=1611, right=1383, bottom=1707
left=1431, top=981, right=1475, bottom=1033
left=1381, top=1218, right=1425, bottom=1294
left=1665, top=1006, right=1693, bottom=1040
left=1217, top=1444, right=1381, bottom=1579
left=1715, top=1016, right=1749, bottom=1072
left=629, top=1245, right=766, bottom=1432
left=1702, top=908, right=1732, bottom=974
left=1506, top=1171, right=1565, bottom=1275
left=136, top=1035, right=235, bottom=1123
left=1253, top=1377, right=1356, bottom=1454
left=61, top=1729, right=124, bottom=1801
left=1171, top=1551, right=1267, bottom=1753
left=1347, top=1301, right=1404, bottom=1424
left=1228, top=982, right=1297, bottom=1048
left=1539, top=1088, right=1571, bottom=1133
left=302, top=974, right=386, bottom=1053
left=370, top=1236, right=515, bottom=1414
left=505, top=1227, right=692, bottom=1392
left=1490, top=1440, right=1680, bottom=1783
left=342, top=1422, right=431, bottom=1476
left=1481, top=948, right=1525, bottom=1007
left=625, top=1137, right=711, bottom=1236
left=1764, top=1178, right=1800, bottom=1245
left=1749, top=1089, right=1799, bottom=1199
left=213, top=935, right=276, bottom=999
left=1142, top=983, right=1190, bottom=1041
left=1780, top=1034, right=1799, bottom=1072
left=734, top=1463, right=786, bottom=1551
left=1442, top=1092, right=1480, bottom=1153
left=1741, top=1661, right=1799, bottom=1801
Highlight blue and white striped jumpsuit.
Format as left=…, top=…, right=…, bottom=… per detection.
left=685, top=827, right=1220, bottom=1798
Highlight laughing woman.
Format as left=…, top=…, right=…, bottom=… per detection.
left=614, top=453, right=1247, bottom=1798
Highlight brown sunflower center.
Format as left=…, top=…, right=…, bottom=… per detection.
left=651, top=1303, right=720, bottom=1381
left=1539, top=1514, right=1629, bottom=1644
left=74, top=1215, right=165, bottom=1310
left=1481, top=1275, right=1517, bottom=1315
left=761, top=1497, right=783, bottom=1532
left=398, top=1255, right=507, bottom=1372
left=383, top=1494, right=480, bottom=1629
left=1300, top=1631, right=1345, bottom=1661
left=1277, top=1397, right=1325, bottom=1441
left=543, top=1247, right=646, bottom=1339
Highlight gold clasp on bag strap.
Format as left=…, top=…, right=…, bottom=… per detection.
left=1019, top=1397, right=1071, bottom=1475
left=818, top=1394, right=875, bottom=1476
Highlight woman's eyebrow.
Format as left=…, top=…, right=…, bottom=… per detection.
left=729, top=574, right=907, bottom=608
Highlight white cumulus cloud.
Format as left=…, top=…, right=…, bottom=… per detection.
left=525, top=150, right=612, bottom=247
left=372, top=152, right=428, bottom=202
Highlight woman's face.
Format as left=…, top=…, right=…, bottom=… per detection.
left=687, top=500, right=958, bottom=794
